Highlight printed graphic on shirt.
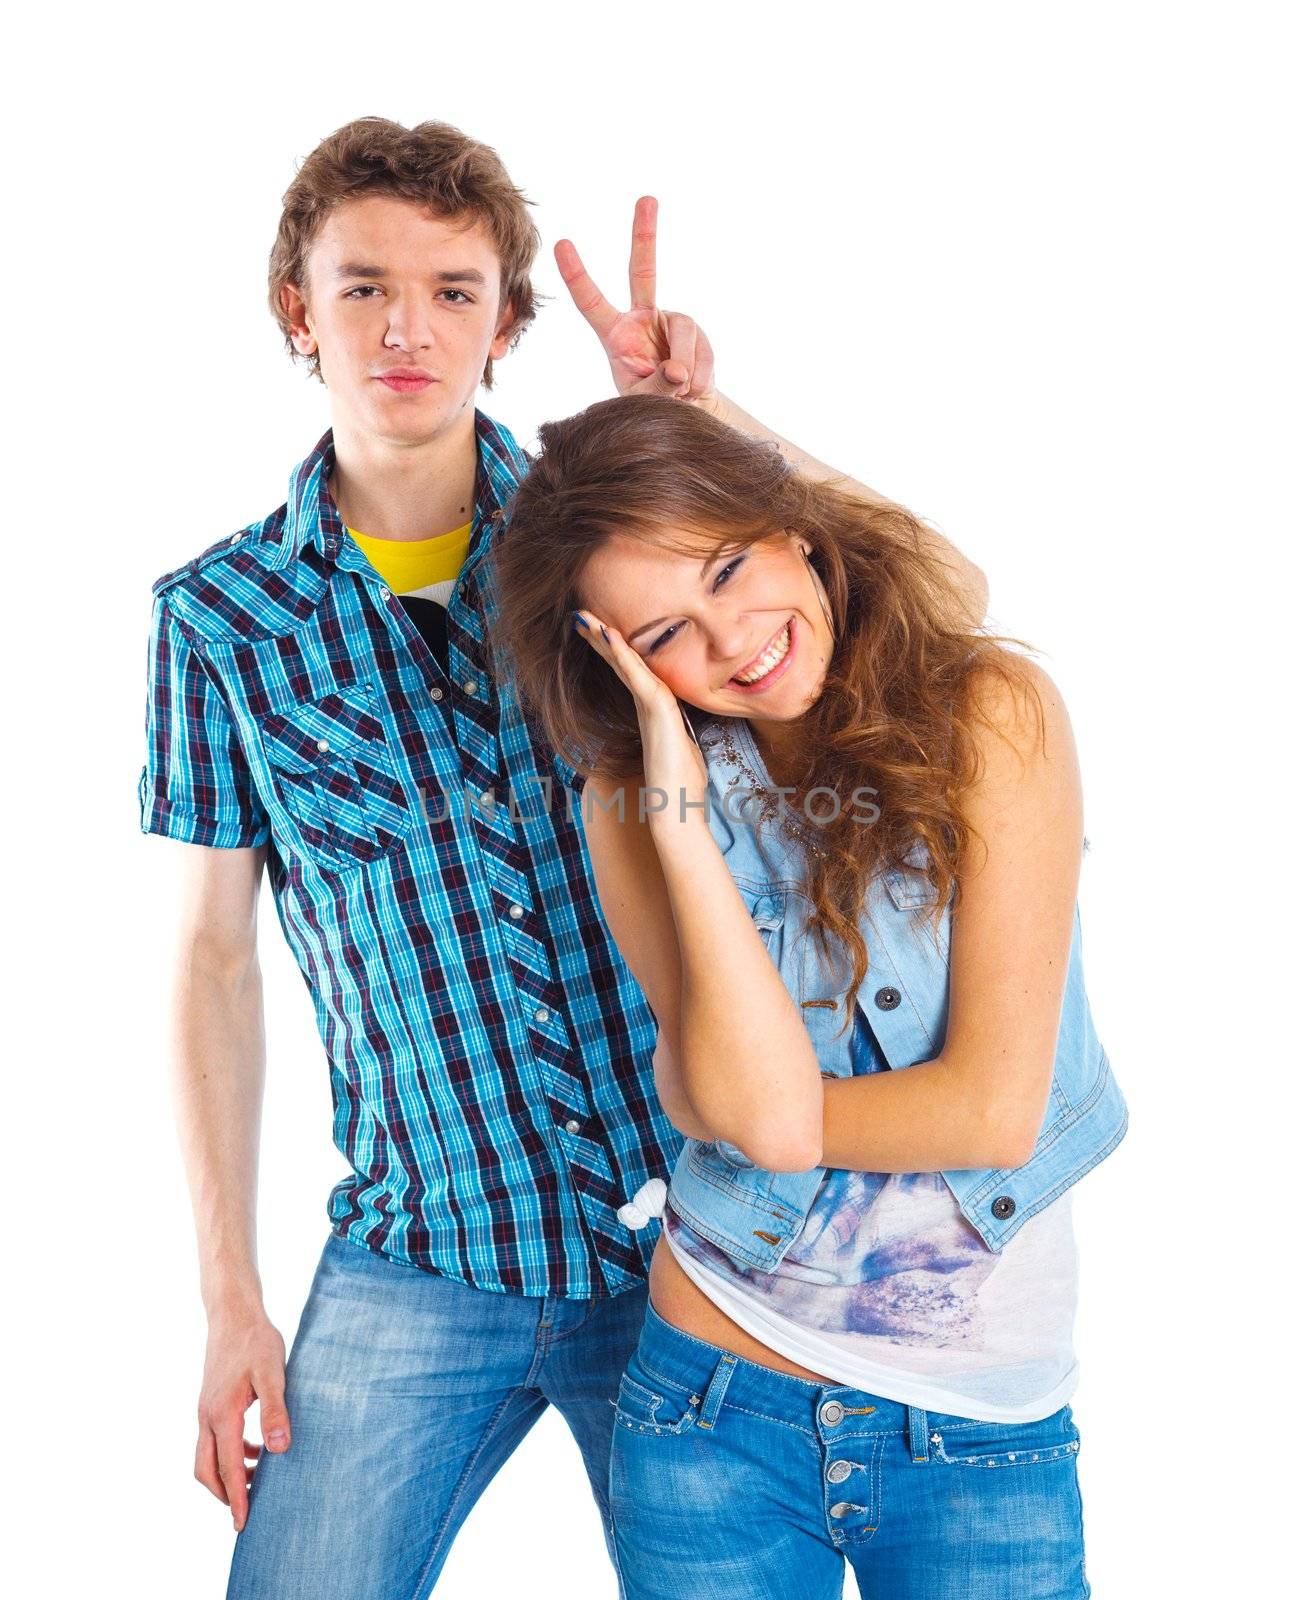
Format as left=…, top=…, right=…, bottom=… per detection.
left=663, top=1004, right=1079, bottom=1416
left=667, top=1169, right=997, bottom=1346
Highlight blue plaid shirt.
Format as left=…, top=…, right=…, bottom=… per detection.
left=139, top=411, right=682, bottom=1297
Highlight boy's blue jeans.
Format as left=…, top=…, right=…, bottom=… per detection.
left=610, top=1301, right=1090, bottom=1600
left=226, top=1230, right=647, bottom=1598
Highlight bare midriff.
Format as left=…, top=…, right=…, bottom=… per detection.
left=649, top=1223, right=835, bottom=1385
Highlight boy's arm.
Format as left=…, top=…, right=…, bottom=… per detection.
left=697, top=388, right=988, bottom=626
left=140, top=592, right=288, bottom=1530
left=555, top=195, right=988, bottom=625
left=167, top=840, right=290, bottom=1532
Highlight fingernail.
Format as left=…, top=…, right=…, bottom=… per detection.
left=267, top=1429, right=288, bottom=1448
left=571, top=611, right=587, bottom=630
left=600, top=625, right=610, bottom=643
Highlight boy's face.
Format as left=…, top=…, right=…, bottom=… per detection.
left=280, top=193, right=516, bottom=447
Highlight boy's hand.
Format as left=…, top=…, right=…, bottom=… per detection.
left=196, top=1309, right=290, bottom=1532
left=555, top=196, right=716, bottom=408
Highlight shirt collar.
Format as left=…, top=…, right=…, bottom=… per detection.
left=268, top=407, right=531, bottom=576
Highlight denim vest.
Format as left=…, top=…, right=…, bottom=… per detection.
left=663, top=714, right=1128, bottom=1269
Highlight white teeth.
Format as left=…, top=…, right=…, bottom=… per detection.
left=732, top=622, right=791, bottom=685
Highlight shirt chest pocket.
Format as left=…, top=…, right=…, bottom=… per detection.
left=256, top=686, right=414, bottom=872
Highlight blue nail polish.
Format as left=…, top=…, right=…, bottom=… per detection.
left=572, top=611, right=587, bottom=629
left=600, top=625, right=610, bottom=643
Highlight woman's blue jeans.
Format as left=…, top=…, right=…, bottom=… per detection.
left=609, top=1301, right=1090, bottom=1600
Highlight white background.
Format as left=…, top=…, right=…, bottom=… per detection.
left=6, top=1, right=1288, bottom=1595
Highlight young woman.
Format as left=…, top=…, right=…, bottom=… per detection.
left=489, top=394, right=1127, bottom=1600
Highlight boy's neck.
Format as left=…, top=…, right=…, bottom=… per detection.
left=326, top=407, right=480, bottom=540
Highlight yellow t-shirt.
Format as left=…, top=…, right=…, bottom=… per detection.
left=347, top=520, right=471, bottom=672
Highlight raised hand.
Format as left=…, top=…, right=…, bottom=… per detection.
left=571, top=609, right=709, bottom=817
left=555, top=196, right=716, bottom=406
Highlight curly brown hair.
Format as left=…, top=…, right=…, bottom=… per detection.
left=268, top=117, right=542, bottom=389
left=488, top=394, right=1043, bottom=1027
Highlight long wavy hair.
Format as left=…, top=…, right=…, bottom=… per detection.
left=488, top=394, right=1042, bottom=1025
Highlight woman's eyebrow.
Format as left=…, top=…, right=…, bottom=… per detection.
left=626, top=551, right=730, bottom=643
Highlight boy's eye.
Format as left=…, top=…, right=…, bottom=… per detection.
left=647, top=556, right=745, bottom=654
left=344, top=285, right=381, bottom=299
left=441, top=289, right=472, bottom=304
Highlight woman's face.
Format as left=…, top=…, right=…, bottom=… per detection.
left=578, top=528, right=834, bottom=723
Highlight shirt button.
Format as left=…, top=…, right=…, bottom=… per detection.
left=430, top=686, right=444, bottom=702
left=564, top=1119, right=581, bottom=1135
left=992, top=1195, right=1017, bottom=1220
left=463, top=678, right=478, bottom=695
left=534, top=1007, right=550, bottom=1024
left=826, top=1461, right=853, bottom=1484
left=875, top=986, right=902, bottom=1011
left=230, top=532, right=243, bottom=544
left=508, top=904, right=524, bottom=919
left=380, top=586, right=392, bottom=599
left=316, top=738, right=330, bottom=753
left=819, top=1401, right=845, bottom=1426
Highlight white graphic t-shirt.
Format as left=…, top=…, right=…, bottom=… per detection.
left=663, top=1011, right=1080, bottom=1422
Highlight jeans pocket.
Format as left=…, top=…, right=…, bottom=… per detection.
left=928, top=1405, right=1081, bottom=1468
left=613, top=1370, right=700, bottom=1438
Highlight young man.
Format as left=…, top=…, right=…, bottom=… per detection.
left=139, top=118, right=986, bottom=1598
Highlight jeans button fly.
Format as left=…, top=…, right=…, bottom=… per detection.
left=819, top=1401, right=845, bottom=1426
left=826, top=1460, right=852, bottom=1483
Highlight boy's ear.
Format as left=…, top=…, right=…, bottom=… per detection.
left=490, top=299, right=518, bottom=362
left=280, top=282, right=317, bottom=356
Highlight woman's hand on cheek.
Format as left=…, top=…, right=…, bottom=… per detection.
left=572, top=609, right=708, bottom=816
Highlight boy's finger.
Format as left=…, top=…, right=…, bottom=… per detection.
left=554, top=240, right=619, bottom=339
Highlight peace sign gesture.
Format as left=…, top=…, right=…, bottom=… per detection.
left=555, top=196, right=717, bottom=407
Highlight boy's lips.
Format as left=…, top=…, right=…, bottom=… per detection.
left=375, top=371, right=438, bottom=393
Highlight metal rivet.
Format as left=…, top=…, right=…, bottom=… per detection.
left=875, top=986, right=901, bottom=1011
left=991, top=1195, right=1017, bottom=1220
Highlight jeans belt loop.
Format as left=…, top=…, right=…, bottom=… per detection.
left=907, top=1404, right=930, bottom=1464
left=696, top=1354, right=738, bottom=1431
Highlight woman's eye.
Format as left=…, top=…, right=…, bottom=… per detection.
left=646, top=558, right=744, bottom=654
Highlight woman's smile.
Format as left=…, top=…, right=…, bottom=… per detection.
left=727, top=615, right=797, bottom=693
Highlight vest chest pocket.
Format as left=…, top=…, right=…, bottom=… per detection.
left=736, top=881, right=788, bottom=959
left=257, top=685, right=414, bottom=871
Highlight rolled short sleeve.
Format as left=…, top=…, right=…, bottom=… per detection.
left=138, top=593, right=271, bottom=849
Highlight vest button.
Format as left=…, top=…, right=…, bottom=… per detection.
left=875, top=986, right=901, bottom=1011
left=991, top=1195, right=1017, bottom=1219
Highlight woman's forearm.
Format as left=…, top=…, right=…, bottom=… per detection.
left=650, top=812, right=824, bottom=1170
left=820, top=1050, right=1043, bottom=1174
